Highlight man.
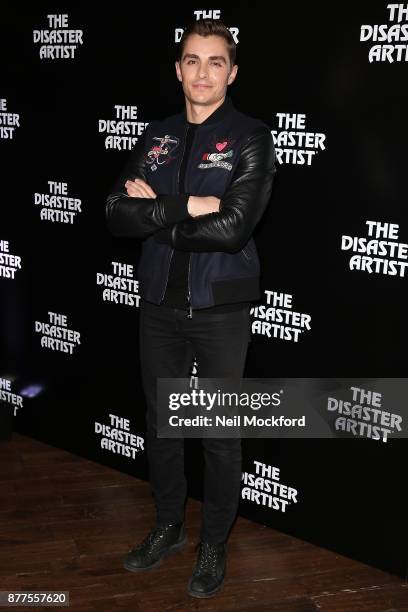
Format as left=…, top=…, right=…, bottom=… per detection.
left=105, top=18, right=276, bottom=598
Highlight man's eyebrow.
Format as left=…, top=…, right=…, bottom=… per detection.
left=182, top=53, right=227, bottom=63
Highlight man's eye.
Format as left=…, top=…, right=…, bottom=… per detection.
left=186, top=60, right=221, bottom=66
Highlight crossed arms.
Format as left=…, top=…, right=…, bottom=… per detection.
left=105, top=124, right=276, bottom=253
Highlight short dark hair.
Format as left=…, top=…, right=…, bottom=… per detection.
left=177, top=19, right=236, bottom=68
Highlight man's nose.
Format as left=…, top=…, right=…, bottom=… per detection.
left=198, top=63, right=209, bottom=79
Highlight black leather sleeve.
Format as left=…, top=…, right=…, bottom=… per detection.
left=105, top=123, right=191, bottom=238
left=162, top=125, right=276, bottom=253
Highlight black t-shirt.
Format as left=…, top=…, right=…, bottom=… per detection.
left=161, top=121, right=249, bottom=313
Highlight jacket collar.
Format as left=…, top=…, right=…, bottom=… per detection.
left=182, top=95, right=234, bottom=127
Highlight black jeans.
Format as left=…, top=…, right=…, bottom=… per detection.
left=139, top=299, right=251, bottom=544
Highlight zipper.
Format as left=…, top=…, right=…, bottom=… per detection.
left=187, top=253, right=192, bottom=318
left=176, top=122, right=194, bottom=318
left=176, top=123, right=189, bottom=195
left=159, top=124, right=189, bottom=305
left=159, top=248, right=174, bottom=303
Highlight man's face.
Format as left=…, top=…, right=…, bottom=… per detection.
left=175, top=34, right=238, bottom=106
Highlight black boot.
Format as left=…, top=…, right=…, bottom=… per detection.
left=123, top=522, right=187, bottom=571
left=187, top=540, right=226, bottom=598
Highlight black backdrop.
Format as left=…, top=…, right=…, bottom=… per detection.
left=1, top=2, right=406, bottom=578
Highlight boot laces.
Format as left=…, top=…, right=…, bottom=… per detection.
left=195, top=541, right=223, bottom=576
left=137, top=525, right=169, bottom=552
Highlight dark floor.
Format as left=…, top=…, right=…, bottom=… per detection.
left=0, top=433, right=406, bottom=611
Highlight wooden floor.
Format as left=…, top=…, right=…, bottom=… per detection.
left=0, top=433, right=406, bottom=611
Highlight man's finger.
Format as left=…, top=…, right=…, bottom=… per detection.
left=126, top=185, right=143, bottom=197
left=125, top=179, right=156, bottom=198
left=126, top=179, right=156, bottom=197
left=126, top=186, right=156, bottom=199
left=133, top=178, right=156, bottom=198
left=126, top=182, right=149, bottom=197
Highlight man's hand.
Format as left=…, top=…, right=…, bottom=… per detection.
left=125, top=178, right=157, bottom=199
left=187, top=195, right=221, bottom=217
left=123, top=181, right=220, bottom=218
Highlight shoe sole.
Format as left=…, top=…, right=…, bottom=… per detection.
left=186, top=577, right=224, bottom=598
left=123, top=533, right=187, bottom=572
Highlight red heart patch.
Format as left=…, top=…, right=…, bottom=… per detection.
left=216, top=141, right=227, bottom=151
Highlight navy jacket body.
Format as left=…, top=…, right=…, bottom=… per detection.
left=105, top=96, right=276, bottom=309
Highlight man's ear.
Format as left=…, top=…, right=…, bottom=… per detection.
left=175, top=61, right=182, bottom=82
left=227, top=64, right=238, bottom=85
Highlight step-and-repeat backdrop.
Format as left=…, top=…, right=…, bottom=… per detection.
left=1, top=4, right=406, bottom=577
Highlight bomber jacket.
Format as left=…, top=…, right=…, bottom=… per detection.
left=105, top=95, right=276, bottom=314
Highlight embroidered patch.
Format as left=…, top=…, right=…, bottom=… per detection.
left=145, top=134, right=180, bottom=172
left=198, top=136, right=234, bottom=171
